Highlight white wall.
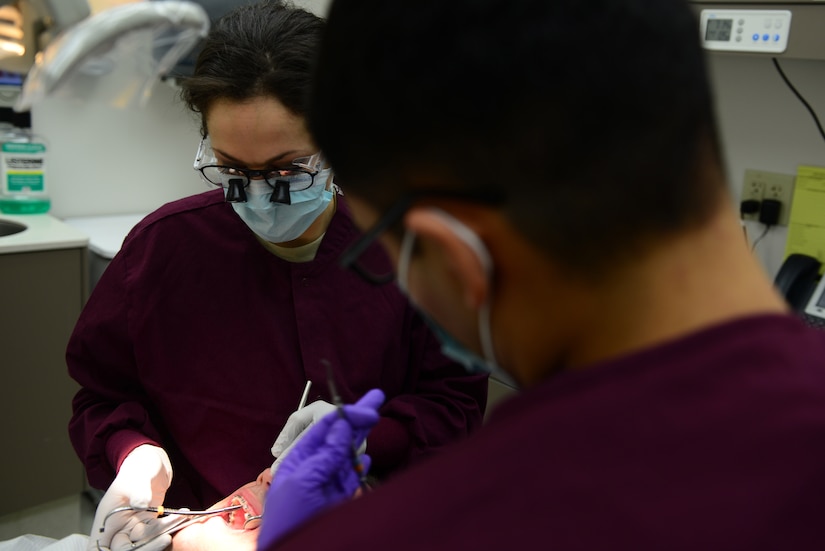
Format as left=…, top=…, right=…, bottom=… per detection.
left=31, top=81, right=203, bottom=219
left=708, top=54, right=825, bottom=279
left=29, top=0, right=332, bottom=220
left=29, top=16, right=825, bottom=278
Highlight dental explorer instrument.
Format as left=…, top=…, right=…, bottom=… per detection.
left=321, top=359, right=369, bottom=491
left=298, top=380, right=312, bottom=410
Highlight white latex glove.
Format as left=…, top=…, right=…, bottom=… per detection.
left=102, top=511, right=183, bottom=551
left=270, top=400, right=367, bottom=477
left=89, top=445, right=173, bottom=551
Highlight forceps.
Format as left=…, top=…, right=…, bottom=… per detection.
left=321, top=359, right=370, bottom=491
left=96, top=504, right=243, bottom=551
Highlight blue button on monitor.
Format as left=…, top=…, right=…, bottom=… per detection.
left=773, top=34, right=780, bottom=42
left=762, top=33, right=770, bottom=41
left=752, top=33, right=760, bottom=41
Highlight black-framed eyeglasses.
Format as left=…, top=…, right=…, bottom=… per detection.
left=339, top=188, right=506, bottom=285
left=197, top=163, right=321, bottom=205
left=192, top=138, right=327, bottom=205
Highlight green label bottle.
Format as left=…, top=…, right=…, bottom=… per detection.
left=0, top=131, right=50, bottom=214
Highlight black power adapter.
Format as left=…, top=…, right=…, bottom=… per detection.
left=740, top=199, right=761, bottom=218
left=759, top=199, right=782, bottom=226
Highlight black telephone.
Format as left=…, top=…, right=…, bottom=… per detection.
left=774, top=253, right=825, bottom=328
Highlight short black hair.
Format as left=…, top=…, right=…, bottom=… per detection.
left=309, top=0, right=727, bottom=272
left=179, top=0, right=324, bottom=137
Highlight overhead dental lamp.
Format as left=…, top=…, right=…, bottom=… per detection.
left=0, top=1, right=90, bottom=73
left=0, top=0, right=211, bottom=112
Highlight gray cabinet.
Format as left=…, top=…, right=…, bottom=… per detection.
left=0, top=247, right=87, bottom=515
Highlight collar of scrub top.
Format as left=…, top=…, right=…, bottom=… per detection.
left=14, top=1, right=210, bottom=112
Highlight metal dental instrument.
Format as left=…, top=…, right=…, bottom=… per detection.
left=321, top=359, right=369, bottom=491
left=97, top=504, right=243, bottom=550
left=96, top=504, right=244, bottom=550
left=298, top=380, right=312, bottom=410
left=96, top=514, right=205, bottom=551
left=100, top=504, right=243, bottom=532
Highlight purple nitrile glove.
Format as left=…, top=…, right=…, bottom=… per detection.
left=257, top=389, right=385, bottom=550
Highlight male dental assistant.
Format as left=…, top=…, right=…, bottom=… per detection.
left=254, top=0, right=825, bottom=548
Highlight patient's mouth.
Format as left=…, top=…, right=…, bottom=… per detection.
left=223, top=488, right=263, bottom=530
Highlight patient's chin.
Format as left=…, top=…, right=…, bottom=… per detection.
left=170, top=516, right=259, bottom=551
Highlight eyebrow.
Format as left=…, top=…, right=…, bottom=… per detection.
left=213, top=148, right=302, bottom=167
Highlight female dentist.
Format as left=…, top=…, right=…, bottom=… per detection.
left=66, top=2, right=487, bottom=549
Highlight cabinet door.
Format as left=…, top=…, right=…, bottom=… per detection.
left=0, top=248, right=86, bottom=514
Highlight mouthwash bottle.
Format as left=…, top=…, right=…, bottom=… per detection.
left=0, top=127, right=50, bottom=214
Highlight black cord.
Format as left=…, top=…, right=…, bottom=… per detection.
left=750, top=224, right=772, bottom=253
left=772, top=58, right=825, bottom=144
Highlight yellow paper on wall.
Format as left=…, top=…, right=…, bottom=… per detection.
left=784, top=165, right=825, bottom=264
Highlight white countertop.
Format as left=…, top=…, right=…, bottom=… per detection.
left=63, top=213, right=148, bottom=259
left=0, top=213, right=89, bottom=254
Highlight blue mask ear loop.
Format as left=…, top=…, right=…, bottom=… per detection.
left=397, top=229, right=416, bottom=295
left=397, top=209, right=499, bottom=370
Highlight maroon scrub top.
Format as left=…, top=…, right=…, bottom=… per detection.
left=67, top=189, right=488, bottom=507
left=268, top=314, right=825, bottom=550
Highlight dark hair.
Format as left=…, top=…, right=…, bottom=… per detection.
left=180, top=0, right=324, bottom=137
left=309, top=0, right=728, bottom=273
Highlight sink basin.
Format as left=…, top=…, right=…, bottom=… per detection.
left=0, top=219, right=27, bottom=237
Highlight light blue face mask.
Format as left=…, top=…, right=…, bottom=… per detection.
left=397, top=211, right=518, bottom=388
left=230, top=168, right=334, bottom=243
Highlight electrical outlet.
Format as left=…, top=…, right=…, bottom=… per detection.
left=741, top=169, right=796, bottom=225
left=740, top=170, right=765, bottom=221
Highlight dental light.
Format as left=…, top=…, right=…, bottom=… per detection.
left=9, top=1, right=210, bottom=111
left=0, top=0, right=90, bottom=73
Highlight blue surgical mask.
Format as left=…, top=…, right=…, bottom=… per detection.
left=397, top=211, right=518, bottom=388
left=231, top=168, right=334, bottom=243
